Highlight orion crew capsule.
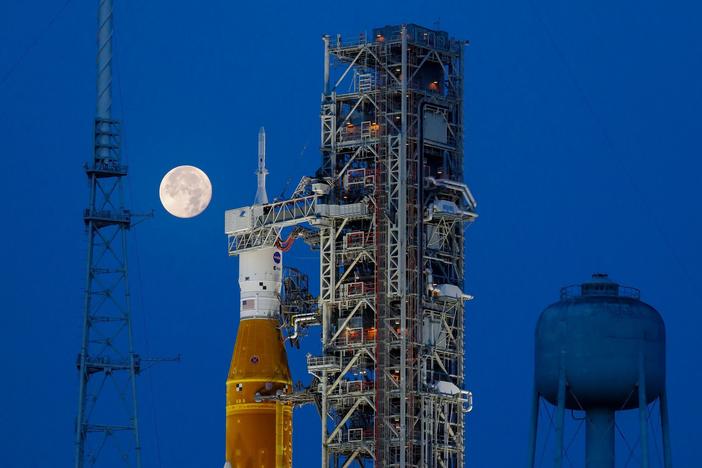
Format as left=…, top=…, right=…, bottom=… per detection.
left=224, top=128, right=293, bottom=468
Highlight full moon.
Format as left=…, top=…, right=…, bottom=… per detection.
left=159, top=165, right=212, bottom=218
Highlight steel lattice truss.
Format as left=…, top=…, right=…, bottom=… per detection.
left=312, top=25, right=475, bottom=468
left=75, top=116, right=142, bottom=468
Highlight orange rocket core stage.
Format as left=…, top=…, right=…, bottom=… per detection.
left=226, top=317, right=293, bottom=467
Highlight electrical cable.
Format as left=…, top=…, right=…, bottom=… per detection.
left=0, top=0, right=74, bottom=89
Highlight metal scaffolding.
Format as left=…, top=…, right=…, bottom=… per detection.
left=225, top=23, right=475, bottom=468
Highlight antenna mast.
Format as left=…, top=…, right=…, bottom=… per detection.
left=74, top=1, right=143, bottom=465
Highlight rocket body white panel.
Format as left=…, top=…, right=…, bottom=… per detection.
left=238, top=246, right=283, bottom=319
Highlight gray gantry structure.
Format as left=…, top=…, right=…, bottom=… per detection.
left=74, top=1, right=143, bottom=466
left=226, top=24, right=475, bottom=467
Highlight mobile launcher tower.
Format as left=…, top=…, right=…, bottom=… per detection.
left=225, top=24, right=476, bottom=467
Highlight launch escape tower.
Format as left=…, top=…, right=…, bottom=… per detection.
left=225, top=24, right=475, bottom=467
left=74, top=1, right=144, bottom=466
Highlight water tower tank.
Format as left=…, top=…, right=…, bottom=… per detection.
left=528, top=274, right=672, bottom=468
left=536, top=273, right=665, bottom=409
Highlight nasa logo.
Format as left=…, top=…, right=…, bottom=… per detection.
left=273, top=251, right=281, bottom=264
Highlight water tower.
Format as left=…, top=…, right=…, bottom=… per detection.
left=528, top=274, right=672, bottom=468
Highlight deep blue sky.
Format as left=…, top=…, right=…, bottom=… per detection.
left=1, top=0, right=700, bottom=466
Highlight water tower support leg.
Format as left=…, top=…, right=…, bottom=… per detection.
left=554, top=363, right=566, bottom=468
left=585, top=408, right=614, bottom=468
left=639, top=354, right=649, bottom=468
left=528, top=388, right=539, bottom=468
left=659, top=388, right=673, bottom=468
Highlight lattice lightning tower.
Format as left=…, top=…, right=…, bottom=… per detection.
left=74, top=1, right=142, bottom=466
